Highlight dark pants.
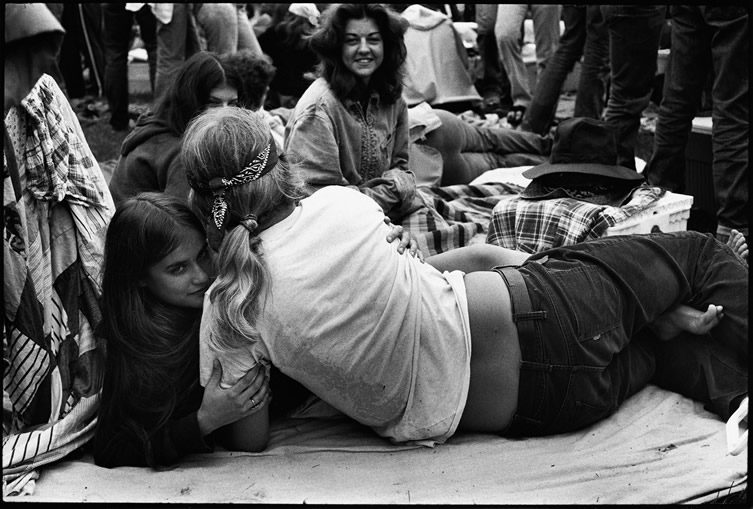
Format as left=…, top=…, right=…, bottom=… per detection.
left=498, top=231, right=747, bottom=436
left=522, top=5, right=609, bottom=135
left=58, top=3, right=107, bottom=99
left=474, top=4, right=511, bottom=107
left=103, top=3, right=157, bottom=130
left=644, top=6, right=749, bottom=239
left=601, top=5, right=665, bottom=170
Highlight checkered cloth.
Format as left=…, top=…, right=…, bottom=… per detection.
left=486, top=184, right=666, bottom=253
left=402, top=182, right=522, bottom=256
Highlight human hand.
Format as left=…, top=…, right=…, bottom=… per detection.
left=197, top=360, right=271, bottom=436
left=384, top=217, right=424, bottom=262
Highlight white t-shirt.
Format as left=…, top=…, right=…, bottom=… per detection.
left=200, top=186, right=472, bottom=444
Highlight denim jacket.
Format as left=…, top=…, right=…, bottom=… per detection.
left=284, top=78, right=416, bottom=218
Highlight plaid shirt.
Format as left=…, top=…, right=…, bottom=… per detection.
left=402, top=182, right=521, bottom=256
left=486, top=184, right=665, bottom=253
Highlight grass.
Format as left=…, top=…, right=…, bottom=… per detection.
left=82, top=92, right=152, bottom=162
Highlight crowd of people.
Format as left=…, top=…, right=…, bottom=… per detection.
left=3, top=2, right=749, bottom=485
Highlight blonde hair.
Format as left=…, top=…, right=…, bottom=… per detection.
left=183, top=107, right=304, bottom=352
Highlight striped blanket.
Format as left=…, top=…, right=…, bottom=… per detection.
left=3, top=75, right=115, bottom=496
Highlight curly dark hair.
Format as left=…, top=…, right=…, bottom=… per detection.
left=220, top=51, right=277, bottom=110
left=310, top=3, right=408, bottom=104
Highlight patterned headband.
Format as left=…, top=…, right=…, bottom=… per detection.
left=188, top=138, right=278, bottom=232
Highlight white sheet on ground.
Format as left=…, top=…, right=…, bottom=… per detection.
left=20, top=385, right=746, bottom=504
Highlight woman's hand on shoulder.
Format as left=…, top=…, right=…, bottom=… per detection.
left=384, top=217, right=424, bottom=262
left=197, top=360, right=271, bottom=436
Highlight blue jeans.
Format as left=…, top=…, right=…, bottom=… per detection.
left=103, top=3, right=157, bottom=129
left=497, top=231, right=747, bottom=436
left=474, top=4, right=510, bottom=103
left=522, top=5, right=609, bottom=135
left=573, top=6, right=610, bottom=120
left=195, top=3, right=262, bottom=55
left=494, top=4, right=562, bottom=108
left=423, top=109, right=550, bottom=185
left=601, top=5, right=665, bottom=170
left=644, top=6, right=749, bottom=239
left=154, top=3, right=201, bottom=99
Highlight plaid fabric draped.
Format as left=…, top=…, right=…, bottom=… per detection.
left=3, top=75, right=114, bottom=496
left=486, top=184, right=665, bottom=253
left=402, top=182, right=522, bottom=256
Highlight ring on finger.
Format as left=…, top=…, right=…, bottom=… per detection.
left=250, top=398, right=256, bottom=407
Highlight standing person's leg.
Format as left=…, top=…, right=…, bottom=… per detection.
left=155, top=12, right=184, bottom=99
left=184, top=4, right=202, bottom=57
left=103, top=4, right=133, bottom=131
left=195, top=3, right=238, bottom=54
left=529, top=4, right=562, bottom=74
left=80, top=3, right=106, bottom=98
left=154, top=4, right=200, bottom=99
left=643, top=6, right=707, bottom=193
left=494, top=5, right=531, bottom=112
left=235, top=4, right=263, bottom=56
left=601, top=5, right=665, bottom=170
left=475, top=4, right=508, bottom=112
left=521, top=6, right=586, bottom=135
left=705, top=6, right=749, bottom=243
left=58, top=3, right=87, bottom=99
left=573, top=5, right=609, bottom=119
left=135, top=5, right=158, bottom=92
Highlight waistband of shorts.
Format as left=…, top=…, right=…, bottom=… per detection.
left=492, top=265, right=546, bottom=435
left=491, top=265, right=535, bottom=332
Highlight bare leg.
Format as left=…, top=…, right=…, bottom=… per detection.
left=651, top=304, right=724, bottom=341
left=727, top=229, right=748, bottom=264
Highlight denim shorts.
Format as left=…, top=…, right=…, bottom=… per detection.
left=493, top=264, right=655, bottom=436
left=493, top=231, right=748, bottom=436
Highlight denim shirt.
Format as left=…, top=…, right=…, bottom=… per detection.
left=285, top=78, right=415, bottom=216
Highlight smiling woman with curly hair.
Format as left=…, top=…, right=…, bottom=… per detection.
left=310, top=3, right=407, bottom=104
left=283, top=4, right=419, bottom=222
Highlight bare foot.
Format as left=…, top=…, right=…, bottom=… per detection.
left=727, top=229, right=748, bottom=264
left=651, top=304, right=724, bottom=340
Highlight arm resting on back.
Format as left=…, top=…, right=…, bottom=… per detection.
left=426, top=244, right=530, bottom=273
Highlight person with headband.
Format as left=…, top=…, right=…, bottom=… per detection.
left=185, top=105, right=747, bottom=451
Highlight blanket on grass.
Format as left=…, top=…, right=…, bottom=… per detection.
left=15, top=385, right=747, bottom=504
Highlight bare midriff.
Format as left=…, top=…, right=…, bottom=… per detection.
left=458, top=270, right=521, bottom=433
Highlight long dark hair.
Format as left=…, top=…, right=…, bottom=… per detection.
left=310, top=3, right=408, bottom=104
left=152, top=51, right=244, bottom=135
left=96, top=192, right=206, bottom=467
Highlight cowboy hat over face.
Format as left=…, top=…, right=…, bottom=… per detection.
left=520, top=117, right=645, bottom=206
